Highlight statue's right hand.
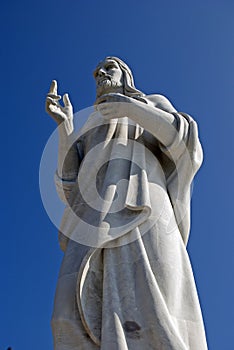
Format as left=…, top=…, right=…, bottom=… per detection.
left=45, top=80, right=73, bottom=125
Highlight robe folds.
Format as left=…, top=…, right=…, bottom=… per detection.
left=52, top=95, right=208, bottom=350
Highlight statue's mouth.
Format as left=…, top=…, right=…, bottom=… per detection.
left=97, top=77, right=111, bottom=86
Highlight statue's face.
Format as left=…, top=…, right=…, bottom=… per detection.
left=94, top=59, right=124, bottom=97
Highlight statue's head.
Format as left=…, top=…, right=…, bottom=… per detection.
left=93, top=56, right=144, bottom=99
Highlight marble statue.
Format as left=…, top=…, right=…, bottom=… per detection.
left=45, top=57, right=208, bottom=349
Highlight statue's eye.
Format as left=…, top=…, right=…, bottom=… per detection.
left=106, top=64, right=115, bottom=71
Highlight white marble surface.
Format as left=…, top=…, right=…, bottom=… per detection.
left=45, top=57, right=207, bottom=349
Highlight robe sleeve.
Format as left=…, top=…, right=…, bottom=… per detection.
left=158, top=112, right=189, bottom=160
left=158, top=112, right=203, bottom=245
left=54, top=140, right=84, bottom=252
left=54, top=139, right=84, bottom=204
left=54, top=171, right=77, bottom=204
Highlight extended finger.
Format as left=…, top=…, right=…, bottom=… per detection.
left=49, top=80, right=58, bottom=95
left=63, top=93, right=71, bottom=107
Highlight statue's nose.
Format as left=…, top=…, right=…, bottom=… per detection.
left=98, top=68, right=107, bottom=76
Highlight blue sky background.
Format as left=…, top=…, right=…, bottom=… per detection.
left=1, top=0, right=234, bottom=349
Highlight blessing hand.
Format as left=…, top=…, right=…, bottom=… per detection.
left=45, top=80, right=73, bottom=128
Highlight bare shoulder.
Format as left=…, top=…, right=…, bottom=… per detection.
left=146, top=94, right=177, bottom=113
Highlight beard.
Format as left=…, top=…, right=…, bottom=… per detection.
left=96, top=78, right=123, bottom=98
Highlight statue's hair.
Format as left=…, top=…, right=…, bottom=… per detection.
left=96, top=56, right=145, bottom=98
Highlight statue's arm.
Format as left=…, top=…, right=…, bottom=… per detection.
left=57, top=125, right=79, bottom=181
left=133, top=94, right=180, bottom=146
left=96, top=93, right=189, bottom=150
left=45, top=80, right=80, bottom=202
left=54, top=132, right=80, bottom=204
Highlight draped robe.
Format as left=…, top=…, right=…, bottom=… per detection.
left=52, top=94, right=208, bottom=350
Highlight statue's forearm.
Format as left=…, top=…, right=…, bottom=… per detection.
left=129, top=102, right=178, bottom=146
left=57, top=123, right=79, bottom=180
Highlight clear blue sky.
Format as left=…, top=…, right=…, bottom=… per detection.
left=1, top=0, right=233, bottom=349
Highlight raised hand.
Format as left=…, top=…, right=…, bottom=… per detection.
left=45, top=80, right=73, bottom=132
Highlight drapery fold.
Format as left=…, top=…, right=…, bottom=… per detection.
left=54, top=96, right=206, bottom=349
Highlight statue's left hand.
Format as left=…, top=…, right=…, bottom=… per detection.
left=95, top=93, right=136, bottom=119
